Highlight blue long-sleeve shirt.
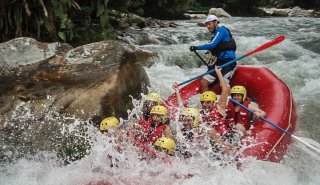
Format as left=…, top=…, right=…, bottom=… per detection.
left=196, top=26, right=236, bottom=60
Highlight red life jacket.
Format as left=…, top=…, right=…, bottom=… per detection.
left=126, top=115, right=151, bottom=137
left=140, top=119, right=167, bottom=144
left=227, top=98, right=252, bottom=130
left=137, top=115, right=151, bottom=126
left=200, top=107, right=230, bottom=136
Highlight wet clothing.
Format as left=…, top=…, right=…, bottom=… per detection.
left=203, top=58, right=237, bottom=84
left=227, top=98, right=253, bottom=130
left=139, top=119, right=167, bottom=144
left=137, top=115, right=151, bottom=126
left=180, top=127, right=206, bottom=143
left=196, top=26, right=237, bottom=84
left=176, top=127, right=206, bottom=159
left=200, top=107, right=231, bottom=136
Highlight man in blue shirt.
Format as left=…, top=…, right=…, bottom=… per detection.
left=190, top=15, right=237, bottom=92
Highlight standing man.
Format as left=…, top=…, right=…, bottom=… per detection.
left=189, top=14, right=237, bottom=92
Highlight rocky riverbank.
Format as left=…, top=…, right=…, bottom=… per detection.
left=254, top=6, right=320, bottom=17
left=184, top=6, right=320, bottom=19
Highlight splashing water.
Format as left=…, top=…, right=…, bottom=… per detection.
left=1, top=17, right=320, bottom=185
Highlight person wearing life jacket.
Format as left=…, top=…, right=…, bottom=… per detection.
left=100, top=117, right=129, bottom=143
left=100, top=117, right=120, bottom=133
left=130, top=92, right=161, bottom=139
left=154, top=137, right=176, bottom=156
left=137, top=105, right=174, bottom=145
left=138, top=92, right=161, bottom=125
left=99, top=117, right=125, bottom=167
left=199, top=66, right=233, bottom=155
left=176, top=107, right=207, bottom=159
left=227, top=85, right=266, bottom=137
left=179, top=108, right=203, bottom=141
left=189, top=14, right=237, bottom=93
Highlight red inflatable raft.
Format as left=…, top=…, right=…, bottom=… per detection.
left=165, top=65, right=296, bottom=162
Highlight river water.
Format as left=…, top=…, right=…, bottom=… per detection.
left=1, top=17, right=320, bottom=185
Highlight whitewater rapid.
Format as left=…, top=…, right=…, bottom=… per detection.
left=1, top=17, right=320, bottom=185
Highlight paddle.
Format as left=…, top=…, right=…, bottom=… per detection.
left=194, top=50, right=210, bottom=68
left=179, top=35, right=285, bottom=86
left=229, top=98, right=320, bottom=155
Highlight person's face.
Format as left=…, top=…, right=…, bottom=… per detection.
left=152, top=114, right=163, bottom=124
left=201, top=100, right=214, bottom=112
left=182, top=116, right=194, bottom=131
left=205, top=21, right=218, bottom=33
left=232, top=93, right=243, bottom=103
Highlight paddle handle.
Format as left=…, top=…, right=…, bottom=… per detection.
left=194, top=50, right=210, bottom=68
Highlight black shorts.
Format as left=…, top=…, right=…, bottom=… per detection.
left=203, top=58, right=237, bottom=85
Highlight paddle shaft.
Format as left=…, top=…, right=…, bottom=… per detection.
left=229, top=98, right=320, bottom=155
left=179, top=35, right=285, bottom=86
left=178, top=55, right=244, bottom=86
left=194, top=50, right=210, bottom=68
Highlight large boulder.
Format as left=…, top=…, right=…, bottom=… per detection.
left=0, top=37, right=156, bottom=121
left=209, top=8, right=232, bottom=18
left=255, top=6, right=320, bottom=17
left=0, top=37, right=72, bottom=76
left=289, top=6, right=318, bottom=17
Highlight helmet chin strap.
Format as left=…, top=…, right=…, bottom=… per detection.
left=161, top=117, right=167, bottom=124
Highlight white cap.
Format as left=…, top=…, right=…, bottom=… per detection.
left=205, top=15, right=220, bottom=24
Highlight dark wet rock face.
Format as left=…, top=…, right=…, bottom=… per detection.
left=0, top=37, right=157, bottom=122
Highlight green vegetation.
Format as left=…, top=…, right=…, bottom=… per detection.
left=0, top=0, right=126, bottom=46
left=1, top=0, right=318, bottom=46
left=189, top=0, right=213, bottom=11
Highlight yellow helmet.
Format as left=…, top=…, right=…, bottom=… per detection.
left=150, top=105, right=168, bottom=123
left=154, top=137, right=176, bottom=155
left=146, top=92, right=160, bottom=104
left=182, top=108, right=200, bottom=127
left=150, top=105, right=167, bottom=116
left=100, top=117, right=119, bottom=131
left=200, top=91, right=217, bottom=102
left=231, top=85, right=247, bottom=102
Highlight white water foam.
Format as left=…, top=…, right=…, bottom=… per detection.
left=1, top=17, right=320, bottom=185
